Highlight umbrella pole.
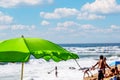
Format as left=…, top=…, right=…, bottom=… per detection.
left=74, top=59, right=81, bottom=69
left=21, top=62, right=24, bottom=80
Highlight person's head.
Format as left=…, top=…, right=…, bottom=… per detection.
left=111, top=68, right=115, bottom=73
left=104, top=57, right=106, bottom=61
left=115, top=66, right=118, bottom=70
left=99, top=55, right=104, bottom=59
left=55, top=66, right=57, bottom=70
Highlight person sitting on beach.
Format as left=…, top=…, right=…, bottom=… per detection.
left=105, top=68, right=120, bottom=80
left=92, top=55, right=111, bottom=80
left=105, top=68, right=116, bottom=78
left=83, top=67, right=93, bottom=78
left=115, top=66, right=119, bottom=75
left=105, top=66, right=120, bottom=78
left=111, top=66, right=120, bottom=80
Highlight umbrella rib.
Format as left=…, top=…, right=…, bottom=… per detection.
left=21, top=35, right=31, bottom=52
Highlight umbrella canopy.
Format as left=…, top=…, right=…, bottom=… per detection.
left=109, top=61, right=120, bottom=66
left=0, top=37, right=79, bottom=62
left=0, top=36, right=79, bottom=80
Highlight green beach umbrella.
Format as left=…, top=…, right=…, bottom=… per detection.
left=0, top=36, right=79, bottom=80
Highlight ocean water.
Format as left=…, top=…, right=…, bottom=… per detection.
left=60, top=43, right=120, bottom=59
left=0, top=43, right=120, bottom=80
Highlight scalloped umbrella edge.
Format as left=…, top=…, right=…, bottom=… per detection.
left=0, top=35, right=79, bottom=80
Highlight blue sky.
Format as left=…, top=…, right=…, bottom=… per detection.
left=0, top=0, right=120, bottom=43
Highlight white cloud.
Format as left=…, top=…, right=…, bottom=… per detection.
left=40, top=7, right=105, bottom=20
left=81, top=24, right=95, bottom=30
left=55, top=21, right=99, bottom=32
left=11, top=24, right=35, bottom=30
left=0, top=0, right=54, bottom=8
left=110, top=25, right=120, bottom=29
left=88, top=25, right=120, bottom=33
left=0, top=24, right=35, bottom=30
left=40, top=8, right=79, bottom=19
left=81, top=0, right=120, bottom=14
left=108, top=25, right=120, bottom=32
left=77, top=12, right=105, bottom=20
left=56, top=21, right=80, bottom=31
left=54, top=21, right=120, bottom=34
left=55, top=21, right=98, bottom=33
left=41, top=20, right=50, bottom=26
left=57, top=21, right=79, bottom=27
left=86, top=25, right=119, bottom=33
left=0, top=11, right=35, bottom=31
left=0, top=25, right=9, bottom=30
left=0, top=12, right=13, bottom=24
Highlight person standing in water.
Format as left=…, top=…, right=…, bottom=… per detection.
left=55, top=66, right=58, bottom=77
left=47, top=66, right=58, bottom=77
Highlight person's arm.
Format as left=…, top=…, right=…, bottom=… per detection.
left=92, top=62, right=98, bottom=70
left=105, top=62, right=111, bottom=69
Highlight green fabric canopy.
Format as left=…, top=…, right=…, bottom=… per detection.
left=0, top=37, right=79, bottom=62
